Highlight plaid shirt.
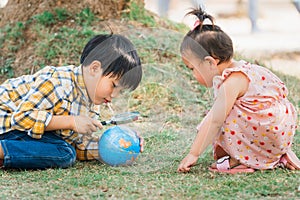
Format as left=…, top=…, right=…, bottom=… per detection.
left=0, top=65, right=100, bottom=160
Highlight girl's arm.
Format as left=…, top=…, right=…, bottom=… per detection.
left=178, top=72, right=249, bottom=172
left=190, top=72, right=248, bottom=156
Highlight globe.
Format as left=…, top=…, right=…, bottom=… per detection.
left=98, top=125, right=140, bottom=166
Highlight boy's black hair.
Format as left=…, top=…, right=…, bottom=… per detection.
left=80, top=34, right=142, bottom=91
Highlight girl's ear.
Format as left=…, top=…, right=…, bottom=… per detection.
left=204, top=56, right=219, bottom=67
left=88, top=61, right=102, bottom=76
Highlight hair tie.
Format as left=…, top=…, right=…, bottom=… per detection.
left=192, top=19, right=201, bottom=30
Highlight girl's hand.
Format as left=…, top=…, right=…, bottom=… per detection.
left=177, top=153, right=198, bottom=173
left=73, top=115, right=103, bottom=134
left=136, top=132, right=144, bottom=153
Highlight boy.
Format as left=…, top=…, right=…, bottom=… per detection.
left=0, top=34, right=143, bottom=169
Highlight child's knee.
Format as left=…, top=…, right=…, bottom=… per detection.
left=58, top=144, right=76, bottom=168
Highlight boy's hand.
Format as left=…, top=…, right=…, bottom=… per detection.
left=177, top=153, right=198, bottom=173
left=73, top=115, right=103, bottom=134
left=136, top=132, right=144, bottom=153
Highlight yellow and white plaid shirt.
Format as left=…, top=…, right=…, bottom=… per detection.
left=0, top=65, right=100, bottom=160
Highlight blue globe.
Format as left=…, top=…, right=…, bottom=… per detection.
left=98, top=125, right=140, bottom=166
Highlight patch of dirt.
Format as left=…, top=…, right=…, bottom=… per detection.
left=0, top=18, right=143, bottom=83
left=0, top=0, right=150, bottom=83
left=0, top=0, right=134, bottom=26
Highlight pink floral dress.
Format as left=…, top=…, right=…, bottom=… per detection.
left=212, top=61, right=297, bottom=169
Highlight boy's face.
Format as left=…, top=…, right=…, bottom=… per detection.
left=83, top=61, right=123, bottom=105
left=92, top=75, right=122, bottom=105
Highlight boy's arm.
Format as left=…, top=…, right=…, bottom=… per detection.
left=45, top=115, right=102, bottom=134
left=45, top=115, right=74, bottom=131
left=46, top=114, right=103, bottom=161
left=46, top=115, right=101, bottom=161
left=11, top=76, right=65, bottom=138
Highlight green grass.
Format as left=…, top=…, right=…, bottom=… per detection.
left=1, top=22, right=25, bottom=47
left=34, top=26, right=95, bottom=65
left=1, top=6, right=300, bottom=200
left=0, top=8, right=99, bottom=74
left=124, top=2, right=156, bottom=27
left=1, top=147, right=299, bottom=199
left=75, top=8, right=95, bottom=26
left=0, top=57, right=14, bottom=78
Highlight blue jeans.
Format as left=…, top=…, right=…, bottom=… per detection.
left=0, top=130, right=76, bottom=169
left=248, top=0, right=259, bottom=32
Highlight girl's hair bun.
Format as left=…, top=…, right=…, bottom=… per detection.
left=181, top=7, right=233, bottom=65
left=186, top=7, right=215, bottom=26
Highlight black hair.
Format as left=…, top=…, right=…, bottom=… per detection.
left=180, top=7, right=233, bottom=64
left=80, top=34, right=142, bottom=91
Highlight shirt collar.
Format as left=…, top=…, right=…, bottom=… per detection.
left=74, top=65, right=92, bottom=106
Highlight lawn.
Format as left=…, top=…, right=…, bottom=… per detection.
left=0, top=5, right=300, bottom=200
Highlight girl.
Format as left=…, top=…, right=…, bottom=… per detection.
left=177, top=8, right=300, bottom=173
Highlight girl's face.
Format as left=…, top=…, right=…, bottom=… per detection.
left=181, top=53, right=218, bottom=87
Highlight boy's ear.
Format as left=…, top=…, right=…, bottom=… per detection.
left=204, top=56, right=219, bottom=67
left=88, top=61, right=102, bottom=76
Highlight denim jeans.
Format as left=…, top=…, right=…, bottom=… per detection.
left=248, top=0, right=259, bottom=32
left=0, top=130, right=76, bottom=169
